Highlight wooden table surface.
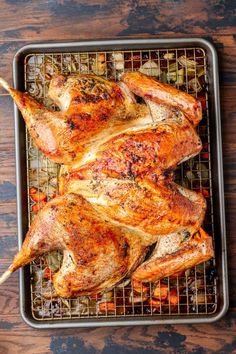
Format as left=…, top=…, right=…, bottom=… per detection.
left=0, top=1, right=235, bottom=353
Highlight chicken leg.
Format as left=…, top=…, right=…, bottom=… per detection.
left=0, top=193, right=147, bottom=297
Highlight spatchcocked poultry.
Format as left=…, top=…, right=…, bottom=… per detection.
left=0, top=71, right=213, bottom=297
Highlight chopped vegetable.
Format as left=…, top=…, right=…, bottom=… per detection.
left=168, top=289, right=178, bottom=305
left=188, top=77, right=202, bottom=92
left=197, top=67, right=205, bottom=77
left=196, top=188, right=210, bottom=198
left=98, top=302, right=115, bottom=313
left=45, top=251, right=63, bottom=272
left=117, top=278, right=130, bottom=288
left=170, top=271, right=185, bottom=278
left=185, top=170, right=195, bottom=182
left=92, top=53, right=106, bottom=75
left=164, top=52, right=175, bottom=59
left=139, top=60, right=161, bottom=76
left=132, top=279, right=149, bottom=294
left=71, top=298, right=90, bottom=316
left=168, top=62, right=177, bottom=72
left=188, top=278, right=205, bottom=291
left=129, top=291, right=148, bottom=303
left=201, top=153, right=209, bottom=160
left=167, top=68, right=184, bottom=85
left=178, top=55, right=196, bottom=68
left=160, top=71, right=167, bottom=83
left=43, top=266, right=53, bottom=280
left=149, top=298, right=164, bottom=310
left=202, top=143, right=209, bottom=151
left=30, top=187, right=47, bottom=202
left=32, top=201, right=47, bottom=213
left=112, top=52, right=124, bottom=70
left=100, top=291, right=113, bottom=302
left=153, top=282, right=169, bottom=300
left=29, top=186, right=37, bottom=195
left=167, top=71, right=177, bottom=82
left=190, top=292, right=207, bottom=305
left=176, top=68, right=185, bottom=85
left=195, top=162, right=209, bottom=183
left=90, top=293, right=101, bottom=299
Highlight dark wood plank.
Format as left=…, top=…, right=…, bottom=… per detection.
left=0, top=312, right=235, bottom=354
left=0, top=0, right=235, bottom=42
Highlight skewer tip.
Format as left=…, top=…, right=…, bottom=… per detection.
left=0, top=77, right=11, bottom=92
left=0, top=269, right=12, bottom=285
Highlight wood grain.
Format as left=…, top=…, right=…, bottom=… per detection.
left=0, top=1, right=236, bottom=353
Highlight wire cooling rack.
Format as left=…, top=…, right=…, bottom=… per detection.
left=24, top=47, right=217, bottom=321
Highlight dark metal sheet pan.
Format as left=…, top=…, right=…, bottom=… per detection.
left=13, top=38, right=228, bottom=328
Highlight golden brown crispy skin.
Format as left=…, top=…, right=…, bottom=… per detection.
left=132, top=229, right=214, bottom=282
left=122, top=71, right=202, bottom=126
left=9, top=193, right=147, bottom=297
left=60, top=176, right=206, bottom=245
left=69, top=118, right=201, bottom=180
left=0, top=73, right=214, bottom=295
left=8, top=74, right=138, bottom=164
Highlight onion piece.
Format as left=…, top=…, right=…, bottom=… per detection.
left=139, top=60, right=161, bottom=77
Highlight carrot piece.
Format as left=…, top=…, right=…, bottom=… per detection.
left=168, top=289, right=179, bottom=305
left=198, top=96, right=207, bottom=110
left=132, top=279, right=149, bottom=294
left=202, top=143, right=208, bottom=151
left=196, top=188, right=210, bottom=198
left=149, top=299, right=165, bottom=309
left=153, top=282, right=169, bottom=300
left=32, top=201, right=47, bottom=213
left=90, top=293, right=101, bottom=299
left=44, top=266, right=53, bottom=280
left=29, top=186, right=38, bottom=195
left=30, top=187, right=47, bottom=202
left=32, top=192, right=47, bottom=202
left=201, top=153, right=209, bottom=160
left=99, top=302, right=115, bottom=312
left=170, top=271, right=185, bottom=278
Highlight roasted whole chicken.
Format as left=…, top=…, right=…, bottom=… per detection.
left=0, top=71, right=213, bottom=297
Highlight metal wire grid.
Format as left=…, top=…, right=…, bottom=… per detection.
left=23, top=47, right=217, bottom=321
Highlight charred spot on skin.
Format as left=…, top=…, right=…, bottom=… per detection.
left=181, top=231, right=191, bottom=243
left=100, top=113, right=108, bottom=121
left=168, top=184, right=174, bottom=191
left=72, top=95, right=82, bottom=104
left=127, top=162, right=136, bottom=180
left=51, top=205, right=59, bottom=212
left=163, top=168, right=174, bottom=178
left=130, top=153, right=142, bottom=163
left=38, top=241, right=46, bottom=249
left=101, top=91, right=110, bottom=100
left=70, top=152, right=77, bottom=159
left=122, top=241, right=129, bottom=257
left=80, top=112, right=91, bottom=121
left=68, top=119, right=77, bottom=130
left=152, top=174, right=159, bottom=183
